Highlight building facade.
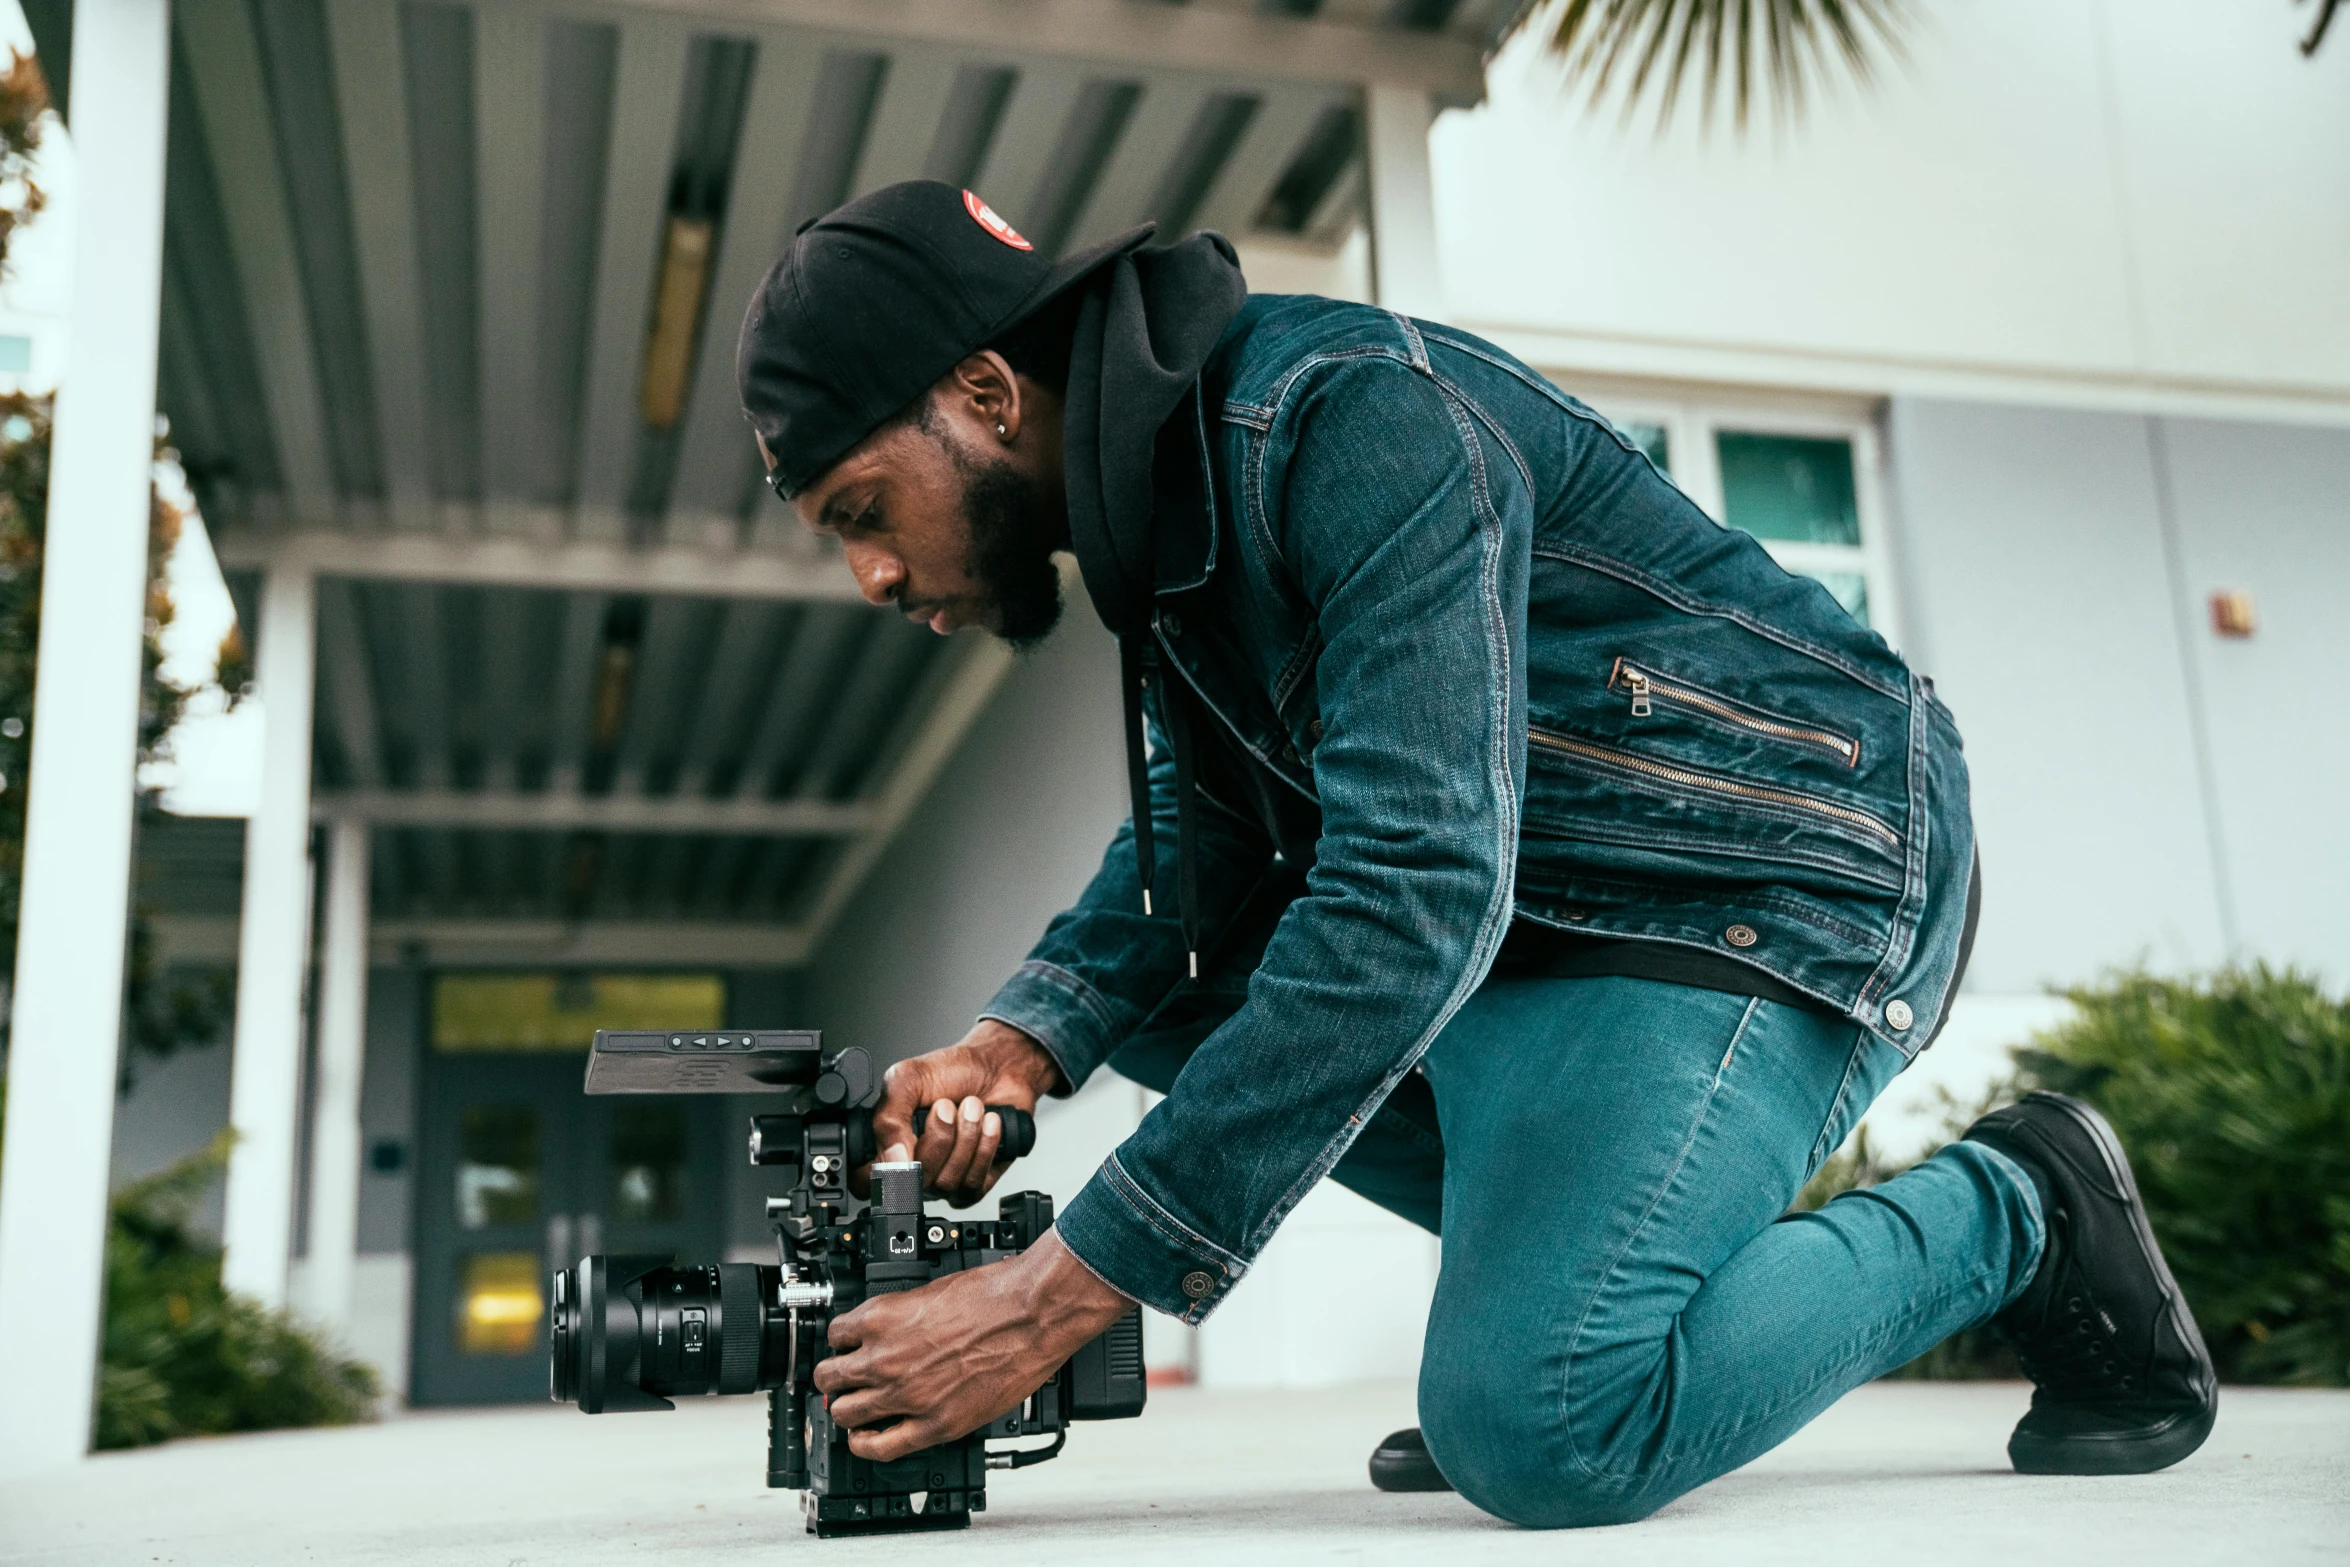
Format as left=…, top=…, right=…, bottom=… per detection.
left=2, top=0, right=2343, bottom=1463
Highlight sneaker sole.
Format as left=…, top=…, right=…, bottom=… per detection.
left=1368, top=1452, right=1455, bottom=1493
left=2006, top=1092, right=2219, bottom=1477
left=2011, top=1400, right=2218, bottom=1477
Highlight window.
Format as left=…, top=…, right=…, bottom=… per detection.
left=1564, top=386, right=1901, bottom=645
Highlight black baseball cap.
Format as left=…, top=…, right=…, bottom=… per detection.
left=737, top=181, right=1155, bottom=499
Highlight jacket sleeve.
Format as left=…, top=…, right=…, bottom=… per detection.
left=977, top=674, right=1277, bottom=1096
left=1050, top=348, right=1529, bottom=1320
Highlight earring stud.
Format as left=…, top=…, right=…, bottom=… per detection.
left=997, top=422, right=1008, bottom=438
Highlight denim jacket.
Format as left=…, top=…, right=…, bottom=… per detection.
left=981, top=296, right=1975, bottom=1321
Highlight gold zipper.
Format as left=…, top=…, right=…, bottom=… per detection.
left=1530, top=725, right=1899, bottom=847
left=1611, top=659, right=1859, bottom=766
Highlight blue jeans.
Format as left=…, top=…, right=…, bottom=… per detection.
left=1108, top=973, right=2044, bottom=1528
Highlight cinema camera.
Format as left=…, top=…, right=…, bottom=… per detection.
left=546, top=1028, right=1146, bottom=1538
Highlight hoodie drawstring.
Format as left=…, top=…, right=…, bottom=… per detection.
left=1120, top=630, right=1200, bottom=980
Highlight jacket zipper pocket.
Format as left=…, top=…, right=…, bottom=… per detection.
left=1529, top=724, right=1899, bottom=848
left=1609, top=658, right=1860, bottom=767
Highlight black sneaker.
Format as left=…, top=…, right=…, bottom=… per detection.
left=1368, top=1427, right=1453, bottom=1492
left=1963, top=1091, right=2218, bottom=1476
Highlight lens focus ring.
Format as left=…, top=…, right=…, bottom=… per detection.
left=717, top=1264, right=763, bottom=1395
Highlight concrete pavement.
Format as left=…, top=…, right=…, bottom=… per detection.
left=3, top=1380, right=2344, bottom=1565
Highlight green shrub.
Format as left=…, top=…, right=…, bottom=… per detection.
left=95, top=1134, right=379, bottom=1450
left=1801, top=965, right=2350, bottom=1386
left=2013, top=965, right=2350, bottom=1387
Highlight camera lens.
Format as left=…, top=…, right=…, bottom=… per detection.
left=546, top=1256, right=777, bottom=1413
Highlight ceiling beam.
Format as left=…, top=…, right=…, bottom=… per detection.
left=1065, top=78, right=1210, bottom=252
left=571, top=20, right=693, bottom=542
left=850, top=45, right=960, bottom=198
left=323, top=0, right=437, bottom=531
left=970, top=65, right=1085, bottom=239
left=665, top=38, right=829, bottom=547
left=1194, top=85, right=1332, bottom=240
left=149, top=913, right=810, bottom=968
left=673, top=601, right=785, bottom=796
left=314, top=787, right=875, bottom=836
left=475, top=7, right=551, bottom=538
left=597, top=0, right=1488, bottom=96
left=795, top=630, right=1018, bottom=954
left=731, top=607, right=867, bottom=798
left=212, top=528, right=867, bottom=601
left=314, top=578, right=384, bottom=787
left=177, top=0, right=339, bottom=526
left=546, top=591, right=611, bottom=794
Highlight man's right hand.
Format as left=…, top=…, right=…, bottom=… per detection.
left=864, top=1020, right=1065, bottom=1208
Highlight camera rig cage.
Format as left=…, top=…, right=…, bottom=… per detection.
left=546, top=1028, right=1146, bottom=1538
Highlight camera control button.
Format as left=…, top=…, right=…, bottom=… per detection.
left=1179, top=1270, right=1216, bottom=1300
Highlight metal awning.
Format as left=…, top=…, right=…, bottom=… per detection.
left=0, top=0, right=1509, bottom=1427
left=28, top=0, right=1503, bottom=965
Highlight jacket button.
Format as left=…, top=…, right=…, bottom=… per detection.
left=1723, top=924, right=1759, bottom=948
left=1281, top=744, right=1300, bottom=765
left=1308, top=719, right=1324, bottom=742
left=1179, top=1270, right=1216, bottom=1300
left=1159, top=612, right=1183, bottom=638
left=1884, top=998, right=1914, bottom=1031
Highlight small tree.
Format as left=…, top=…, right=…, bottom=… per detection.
left=0, top=52, right=233, bottom=1073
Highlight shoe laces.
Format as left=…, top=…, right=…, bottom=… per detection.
left=2012, top=1287, right=2141, bottom=1399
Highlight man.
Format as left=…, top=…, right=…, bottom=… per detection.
left=733, top=181, right=2216, bottom=1525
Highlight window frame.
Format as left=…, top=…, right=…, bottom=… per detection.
left=1553, top=377, right=1905, bottom=650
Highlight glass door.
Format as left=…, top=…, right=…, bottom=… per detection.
left=409, top=972, right=731, bottom=1406
left=411, top=1054, right=582, bottom=1406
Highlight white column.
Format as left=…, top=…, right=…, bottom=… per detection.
left=1363, top=83, right=1444, bottom=321
left=299, top=817, right=369, bottom=1333
left=220, top=565, right=318, bottom=1307
left=0, top=0, right=173, bottom=1481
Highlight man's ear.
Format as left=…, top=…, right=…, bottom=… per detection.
left=950, top=350, right=1022, bottom=442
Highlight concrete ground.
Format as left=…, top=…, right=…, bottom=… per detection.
left=3, top=1381, right=2344, bottom=1566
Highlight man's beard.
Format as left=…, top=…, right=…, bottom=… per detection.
left=952, top=442, right=1064, bottom=649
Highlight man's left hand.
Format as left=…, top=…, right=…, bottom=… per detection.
left=812, top=1227, right=1133, bottom=1462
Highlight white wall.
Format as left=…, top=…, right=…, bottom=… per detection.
left=2156, top=418, right=2350, bottom=974
left=1887, top=399, right=2350, bottom=997
left=1434, top=1, right=2350, bottom=414
left=1887, top=399, right=2231, bottom=991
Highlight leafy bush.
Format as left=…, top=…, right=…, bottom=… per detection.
left=1801, top=965, right=2350, bottom=1386
left=2013, top=965, right=2350, bottom=1387
left=95, top=1134, right=378, bottom=1450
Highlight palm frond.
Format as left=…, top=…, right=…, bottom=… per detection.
left=1514, top=0, right=1914, bottom=135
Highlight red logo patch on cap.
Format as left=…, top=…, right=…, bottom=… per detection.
left=963, top=190, right=1032, bottom=251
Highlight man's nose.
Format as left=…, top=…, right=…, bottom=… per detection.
left=843, top=541, right=903, bottom=606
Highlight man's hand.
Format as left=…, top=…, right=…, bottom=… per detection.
left=812, top=1228, right=1131, bottom=1461
left=867, top=1020, right=1064, bottom=1207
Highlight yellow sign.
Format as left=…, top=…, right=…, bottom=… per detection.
left=457, top=1250, right=545, bottom=1356
left=431, top=973, right=725, bottom=1053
